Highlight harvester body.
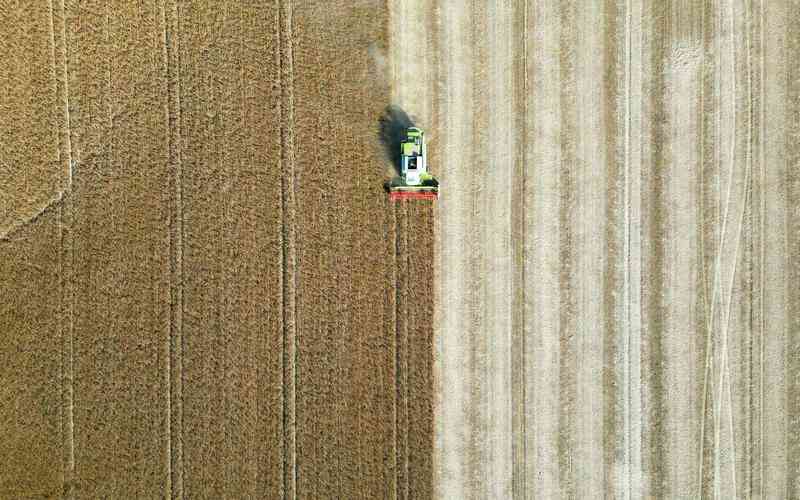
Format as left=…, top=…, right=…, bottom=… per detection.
left=388, top=127, right=439, bottom=200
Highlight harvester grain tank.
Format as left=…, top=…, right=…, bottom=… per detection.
left=387, top=127, right=439, bottom=200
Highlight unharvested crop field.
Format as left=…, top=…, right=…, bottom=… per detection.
left=1, top=1, right=431, bottom=498
left=2, top=1, right=800, bottom=499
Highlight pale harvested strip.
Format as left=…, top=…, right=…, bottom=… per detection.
left=620, top=0, right=645, bottom=496
left=638, top=1, right=683, bottom=497
left=658, top=1, right=705, bottom=497
left=522, top=0, right=563, bottom=497
left=467, top=4, right=492, bottom=495
left=433, top=1, right=479, bottom=498
left=601, top=3, right=626, bottom=499
left=637, top=3, right=665, bottom=498
left=65, top=1, right=172, bottom=496
left=704, top=1, right=739, bottom=495
left=786, top=8, right=800, bottom=499
left=741, top=4, right=768, bottom=496
left=570, top=1, right=622, bottom=497
left=759, top=2, right=788, bottom=497
left=390, top=0, right=432, bottom=122
left=697, top=2, right=718, bottom=492
left=484, top=0, right=522, bottom=498
left=176, top=2, right=285, bottom=498
left=555, top=3, right=581, bottom=496
left=509, top=0, right=527, bottom=495
left=705, top=0, right=761, bottom=496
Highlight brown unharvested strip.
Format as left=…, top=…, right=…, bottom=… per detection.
left=394, top=201, right=408, bottom=498
left=292, top=1, right=397, bottom=497
left=394, top=199, right=435, bottom=499
left=404, top=201, right=435, bottom=498
left=176, top=1, right=284, bottom=497
left=0, top=1, right=66, bottom=236
left=0, top=208, right=64, bottom=498
left=65, top=1, right=172, bottom=496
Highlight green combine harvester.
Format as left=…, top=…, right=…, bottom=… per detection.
left=387, top=127, right=439, bottom=200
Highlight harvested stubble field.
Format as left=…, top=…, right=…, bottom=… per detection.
left=1, top=0, right=431, bottom=498
left=403, top=0, right=800, bottom=498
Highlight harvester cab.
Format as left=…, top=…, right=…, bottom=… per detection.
left=387, top=127, right=439, bottom=200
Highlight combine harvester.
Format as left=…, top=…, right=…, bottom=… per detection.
left=387, top=127, right=439, bottom=200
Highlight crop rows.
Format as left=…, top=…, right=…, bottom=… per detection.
left=0, top=1, right=434, bottom=498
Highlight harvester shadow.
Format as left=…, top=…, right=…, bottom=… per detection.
left=378, top=105, right=415, bottom=179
